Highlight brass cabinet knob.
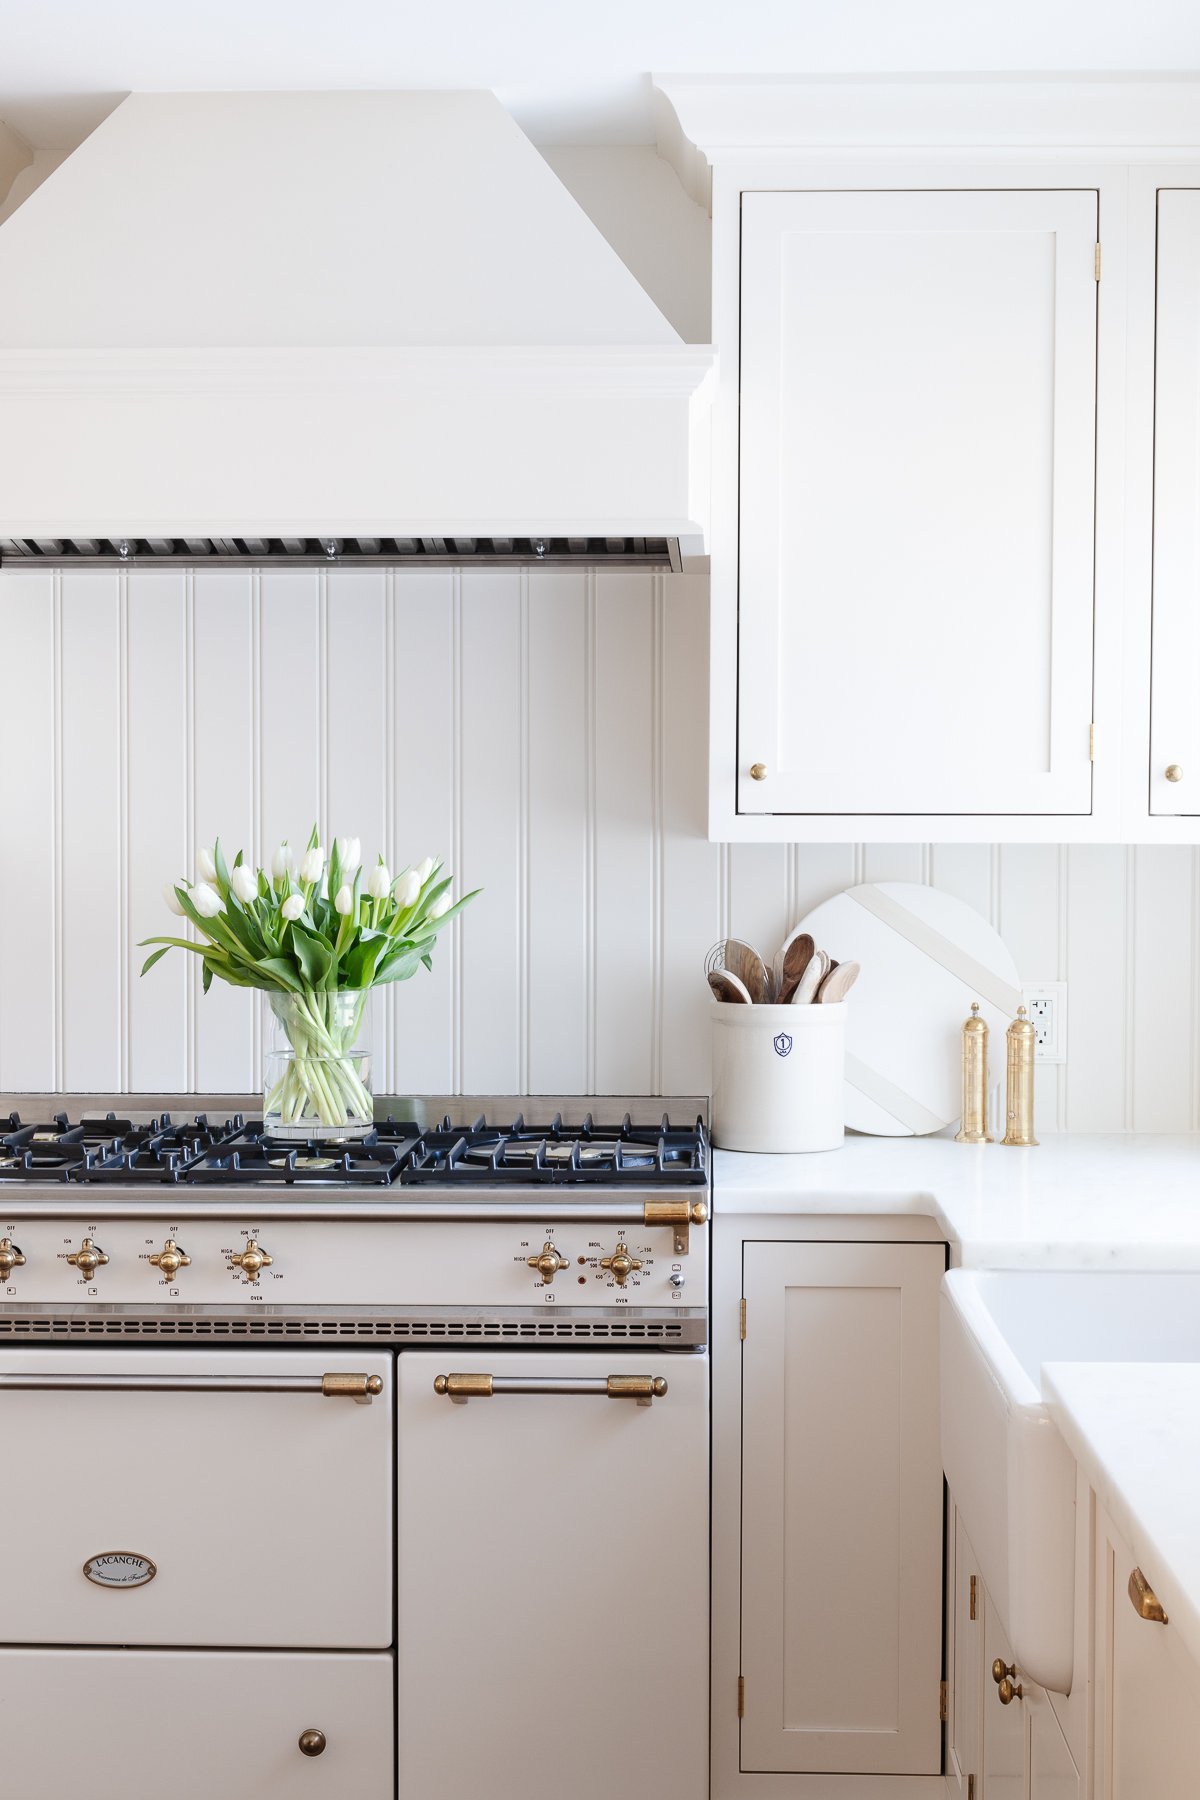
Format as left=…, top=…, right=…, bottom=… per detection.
left=997, top=1676, right=1024, bottom=1706
left=527, top=1242, right=568, bottom=1285
left=67, top=1238, right=108, bottom=1281
left=749, top=762, right=767, bottom=781
left=0, top=1238, right=25, bottom=1282
left=600, top=1245, right=643, bottom=1287
left=297, top=1729, right=327, bottom=1757
left=149, top=1239, right=191, bottom=1280
left=228, top=1239, right=273, bottom=1283
left=1166, top=764, right=1184, bottom=783
left=991, top=1658, right=1015, bottom=1685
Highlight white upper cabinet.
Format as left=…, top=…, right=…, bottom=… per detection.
left=1149, top=189, right=1200, bottom=818
left=738, top=188, right=1099, bottom=824
left=656, top=75, right=1200, bottom=843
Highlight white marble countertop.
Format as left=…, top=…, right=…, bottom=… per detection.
left=1043, top=1362, right=1200, bottom=1681
left=713, top=1132, right=1200, bottom=1266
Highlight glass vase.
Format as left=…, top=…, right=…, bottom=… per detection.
left=264, top=989, right=374, bottom=1141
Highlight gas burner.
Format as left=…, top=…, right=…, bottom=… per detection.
left=184, top=1118, right=421, bottom=1186
left=399, top=1112, right=708, bottom=1185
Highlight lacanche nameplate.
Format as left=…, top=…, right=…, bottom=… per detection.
left=83, top=1552, right=157, bottom=1590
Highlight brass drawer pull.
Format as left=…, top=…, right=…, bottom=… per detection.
left=434, top=1372, right=667, bottom=1406
left=0, top=1372, right=383, bottom=1403
left=1129, top=1567, right=1168, bottom=1623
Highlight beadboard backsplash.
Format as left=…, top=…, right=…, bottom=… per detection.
left=1, top=563, right=1197, bottom=1133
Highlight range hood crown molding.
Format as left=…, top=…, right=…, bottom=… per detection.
left=0, top=92, right=713, bottom=548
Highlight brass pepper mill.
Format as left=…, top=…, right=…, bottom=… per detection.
left=955, top=1003, right=993, bottom=1143
left=1002, top=1005, right=1038, bottom=1147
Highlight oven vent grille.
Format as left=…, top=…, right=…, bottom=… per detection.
left=0, top=1313, right=693, bottom=1342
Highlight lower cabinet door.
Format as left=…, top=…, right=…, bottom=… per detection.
left=739, top=1241, right=944, bottom=1774
left=397, top=1350, right=709, bottom=1800
left=950, top=1509, right=985, bottom=1796
left=0, top=1649, right=394, bottom=1799
left=1102, top=1508, right=1200, bottom=1800
left=982, top=1608, right=1026, bottom=1800
left=1027, top=1687, right=1079, bottom=1800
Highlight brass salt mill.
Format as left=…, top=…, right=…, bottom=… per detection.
left=955, top=1003, right=992, bottom=1143
left=1002, top=1005, right=1038, bottom=1147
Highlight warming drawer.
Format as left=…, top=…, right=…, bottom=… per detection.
left=0, top=1648, right=393, bottom=1799
left=0, top=1348, right=392, bottom=1646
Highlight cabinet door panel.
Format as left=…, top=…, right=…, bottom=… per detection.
left=951, top=1509, right=984, bottom=1794
left=739, top=1240, right=943, bottom=1774
left=982, top=1606, right=1027, bottom=1799
left=1150, top=188, right=1200, bottom=815
left=1100, top=1509, right=1200, bottom=1800
left=739, top=188, right=1097, bottom=817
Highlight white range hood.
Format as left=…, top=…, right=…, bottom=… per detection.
left=0, top=92, right=712, bottom=550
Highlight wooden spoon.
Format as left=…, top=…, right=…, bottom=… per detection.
left=774, top=929, right=815, bottom=1004
left=791, top=948, right=829, bottom=1004
left=708, top=968, right=754, bottom=1004
left=723, top=938, right=770, bottom=1004
left=818, top=960, right=860, bottom=1004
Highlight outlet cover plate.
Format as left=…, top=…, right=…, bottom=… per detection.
left=1022, top=983, right=1067, bottom=1064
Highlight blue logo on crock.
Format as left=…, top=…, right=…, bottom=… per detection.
left=773, top=1032, right=793, bottom=1058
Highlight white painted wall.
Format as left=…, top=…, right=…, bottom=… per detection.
left=1, top=564, right=1196, bottom=1130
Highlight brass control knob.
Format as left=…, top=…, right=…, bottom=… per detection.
left=600, top=1244, right=643, bottom=1287
left=998, top=1677, right=1024, bottom=1706
left=527, top=1242, right=568, bottom=1285
left=992, top=1659, right=1015, bottom=1685
left=1166, top=764, right=1184, bottom=783
left=67, top=1238, right=108, bottom=1281
left=149, top=1239, right=191, bottom=1281
left=297, top=1729, right=327, bottom=1757
left=228, top=1239, right=273, bottom=1283
left=750, top=762, right=767, bottom=781
left=0, top=1238, right=25, bottom=1282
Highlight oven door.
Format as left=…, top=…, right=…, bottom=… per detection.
left=397, top=1349, right=709, bottom=1800
left=0, top=1648, right=393, bottom=1799
left=0, top=1348, right=392, bottom=1647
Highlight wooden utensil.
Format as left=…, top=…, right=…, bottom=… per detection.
left=722, top=938, right=770, bottom=1004
left=774, top=928, right=815, bottom=1004
left=708, top=968, right=754, bottom=1004
left=791, top=948, right=829, bottom=1004
left=818, top=960, right=860, bottom=1003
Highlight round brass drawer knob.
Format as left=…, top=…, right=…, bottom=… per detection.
left=991, top=1658, right=1014, bottom=1685
left=298, top=1729, right=327, bottom=1757
left=749, top=762, right=767, bottom=781
left=998, top=1676, right=1024, bottom=1706
left=1166, top=764, right=1184, bottom=783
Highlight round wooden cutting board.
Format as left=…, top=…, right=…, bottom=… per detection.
left=792, top=881, right=1021, bottom=1136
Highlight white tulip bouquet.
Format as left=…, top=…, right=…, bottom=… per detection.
left=141, top=828, right=478, bottom=1134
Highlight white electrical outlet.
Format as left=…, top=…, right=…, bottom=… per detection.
left=1021, top=983, right=1068, bottom=1064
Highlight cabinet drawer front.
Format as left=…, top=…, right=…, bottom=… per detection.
left=397, top=1350, right=709, bottom=1800
left=0, top=1648, right=393, bottom=1800
left=738, top=187, right=1097, bottom=818
left=739, top=1241, right=944, bottom=1774
left=0, top=1348, right=393, bottom=1646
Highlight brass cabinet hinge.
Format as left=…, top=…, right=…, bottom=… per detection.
left=970, top=1574, right=977, bottom=1621
left=1095, top=242, right=1102, bottom=281
left=739, top=1298, right=747, bottom=1340
left=737, top=1675, right=745, bottom=1718
left=940, top=1679, right=948, bottom=1723
left=968, top=1776, right=976, bottom=1800
left=1089, top=722, right=1097, bottom=762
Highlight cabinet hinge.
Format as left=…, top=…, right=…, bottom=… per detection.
left=1095, top=242, right=1102, bottom=281
left=739, top=1298, right=747, bottom=1340
left=737, top=1675, right=745, bottom=1718
left=968, top=1777, right=976, bottom=1800
left=1089, top=722, right=1097, bottom=762
left=939, top=1679, right=948, bottom=1723
left=969, top=1574, right=977, bottom=1621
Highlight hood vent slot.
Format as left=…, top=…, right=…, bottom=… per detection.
left=0, top=534, right=680, bottom=571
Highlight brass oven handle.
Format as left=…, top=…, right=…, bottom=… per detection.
left=1129, top=1567, right=1168, bottom=1623
left=434, top=1372, right=667, bottom=1406
left=0, top=1372, right=384, bottom=1403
